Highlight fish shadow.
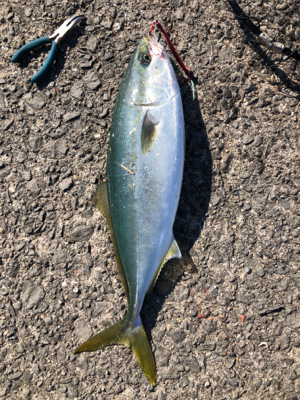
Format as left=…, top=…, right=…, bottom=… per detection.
left=142, top=79, right=212, bottom=336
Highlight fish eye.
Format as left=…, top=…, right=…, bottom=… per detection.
left=139, top=52, right=151, bottom=66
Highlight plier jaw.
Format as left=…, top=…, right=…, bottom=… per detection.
left=49, top=14, right=86, bottom=44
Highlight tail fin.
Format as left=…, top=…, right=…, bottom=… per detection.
left=74, top=315, right=156, bottom=385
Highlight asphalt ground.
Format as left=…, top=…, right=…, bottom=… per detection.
left=0, top=0, right=300, bottom=399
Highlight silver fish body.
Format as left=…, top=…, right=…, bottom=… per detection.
left=108, top=37, right=184, bottom=325
left=75, top=33, right=185, bottom=385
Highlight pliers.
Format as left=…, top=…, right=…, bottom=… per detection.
left=11, top=14, right=85, bottom=83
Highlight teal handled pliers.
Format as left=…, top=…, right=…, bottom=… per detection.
left=11, top=14, right=85, bottom=83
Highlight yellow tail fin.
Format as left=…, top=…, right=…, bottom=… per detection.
left=74, top=316, right=156, bottom=385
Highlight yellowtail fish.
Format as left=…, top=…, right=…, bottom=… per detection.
left=74, top=32, right=185, bottom=385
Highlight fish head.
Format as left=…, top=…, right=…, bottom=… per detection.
left=121, top=33, right=180, bottom=106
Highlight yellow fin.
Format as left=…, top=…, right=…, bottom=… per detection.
left=147, top=236, right=182, bottom=294
left=74, top=315, right=156, bottom=385
left=92, top=182, right=129, bottom=301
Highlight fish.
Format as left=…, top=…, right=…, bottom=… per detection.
left=74, top=32, right=185, bottom=385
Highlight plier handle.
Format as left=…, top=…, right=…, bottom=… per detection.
left=11, top=14, right=85, bottom=83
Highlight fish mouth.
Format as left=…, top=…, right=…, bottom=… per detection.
left=145, top=33, right=167, bottom=59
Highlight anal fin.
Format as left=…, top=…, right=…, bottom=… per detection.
left=92, top=182, right=129, bottom=301
left=147, top=236, right=181, bottom=294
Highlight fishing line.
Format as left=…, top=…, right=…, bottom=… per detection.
left=149, top=20, right=195, bottom=100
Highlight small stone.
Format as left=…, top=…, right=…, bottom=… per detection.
left=160, top=367, right=179, bottom=380
left=174, top=9, right=184, bottom=20
left=145, top=11, right=153, bottom=19
left=81, top=209, right=93, bottom=218
left=184, top=14, right=194, bottom=25
left=206, top=286, right=218, bottom=300
left=243, top=135, right=254, bottom=145
left=63, top=211, right=73, bottom=220
left=23, top=372, right=32, bottom=383
left=286, top=312, right=300, bottom=329
left=256, top=266, right=265, bottom=277
left=101, top=19, right=113, bottom=30
left=25, top=8, right=32, bottom=17
left=289, top=370, right=298, bottom=381
left=74, top=320, right=92, bottom=341
left=210, top=194, right=221, bottom=206
left=2, top=119, right=13, bottom=130
left=51, top=174, right=59, bottom=184
left=0, top=94, right=5, bottom=110
left=22, top=387, right=31, bottom=397
left=201, top=341, right=216, bottom=351
left=201, top=319, right=216, bottom=334
left=276, top=2, right=288, bottom=10
left=178, top=286, right=189, bottom=301
left=167, top=329, right=186, bottom=343
left=191, top=0, right=199, bottom=11
left=59, top=177, right=73, bottom=191
left=253, top=136, right=263, bottom=147
left=25, top=93, right=45, bottom=110
left=280, top=333, right=290, bottom=350
left=71, top=197, right=78, bottom=210
left=63, top=111, right=81, bottom=122
left=23, top=170, right=32, bottom=181
left=204, top=381, right=210, bottom=388
left=86, top=35, right=98, bottom=52
left=240, top=171, right=251, bottom=179
left=104, top=52, right=114, bottom=61
left=9, top=262, right=19, bottom=277
left=185, top=356, right=201, bottom=373
left=84, top=72, right=101, bottom=90
left=251, top=378, right=262, bottom=392
left=100, top=107, right=109, bottom=118
left=236, top=291, right=250, bottom=305
left=0, top=387, right=8, bottom=397
left=70, top=85, right=83, bottom=100
left=53, top=251, right=67, bottom=264
left=280, top=277, right=289, bottom=290
left=71, top=225, right=94, bottom=242
left=44, top=316, right=52, bottom=325
left=294, top=275, right=300, bottom=289
left=29, top=136, right=43, bottom=152
left=91, top=301, right=106, bottom=318
left=27, top=179, right=40, bottom=195
left=21, top=282, right=45, bottom=310
left=155, top=348, right=171, bottom=367
left=15, top=152, right=27, bottom=163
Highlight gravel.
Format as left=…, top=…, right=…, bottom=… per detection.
left=1, top=0, right=300, bottom=399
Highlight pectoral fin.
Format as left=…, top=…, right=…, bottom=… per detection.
left=147, top=236, right=182, bottom=294
left=141, top=110, right=159, bottom=155
left=92, top=182, right=129, bottom=301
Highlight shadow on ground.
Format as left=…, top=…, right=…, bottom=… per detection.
left=225, top=2, right=300, bottom=93
left=142, top=81, right=212, bottom=335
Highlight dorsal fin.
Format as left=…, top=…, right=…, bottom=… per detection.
left=141, top=110, right=159, bottom=155
left=147, top=236, right=181, bottom=294
left=92, top=182, right=129, bottom=301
